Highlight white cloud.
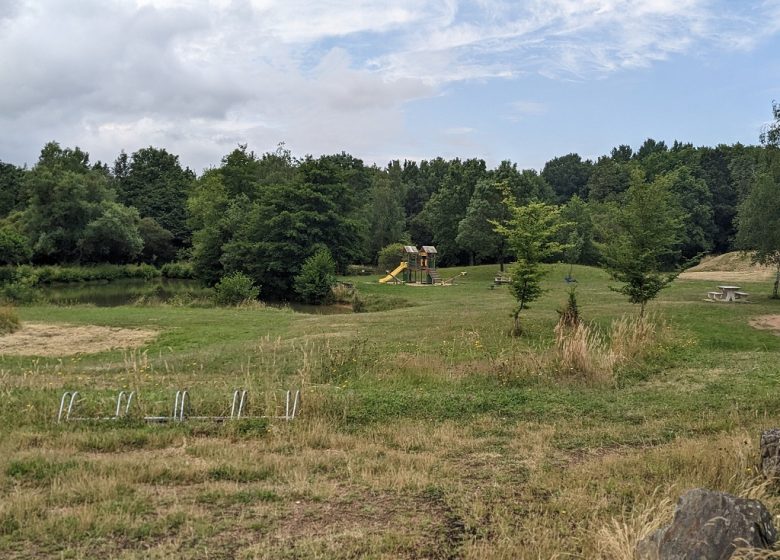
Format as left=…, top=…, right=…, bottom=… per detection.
left=0, top=0, right=777, bottom=170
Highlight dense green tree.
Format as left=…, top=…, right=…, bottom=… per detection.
left=541, top=153, right=592, bottom=202
left=200, top=152, right=362, bottom=299
left=417, top=158, right=487, bottom=264
left=20, top=143, right=143, bottom=264
left=735, top=173, right=780, bottom=297
left=115, top=147, right=194, bottom=246
left=456, top=179, right=510, bottom=266
left=586, top=157, right=631, bottom=202
left=602, top=170, right=685, bottom=316
left=79, top=203, right=144, bottom=263
left=0, top=225, right=31, bottom=265
left=697, top=146, right=737, bottom=253
left=188, top=169, right=231, bottom=285
left=662, top=166, right=714, bottom=260
left=377, top=243, right=406, bottom=273
left=364, top=172, right=406, bottom=262
left=494, top=201, right=568, bottom=336
left=634, top=138, right=668, bottom=160
left=0, top=162, right=25, bottom=218
left=138, top=217, right=176, bottom=264
left=294, top=247, right=337, bottom=304
left=610, top=145, right=633, bottom=162
left=36, top=142, right=90, bottom=173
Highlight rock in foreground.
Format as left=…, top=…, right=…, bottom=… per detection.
left=636, top=488, right=776, bottom=560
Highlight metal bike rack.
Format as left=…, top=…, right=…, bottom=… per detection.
left=230, top=389, right=248, bottom=419
left=114, top=391, right=135, bottom=419
left=56, top=388, right=301, bottom=424
left=283, top=390, right=300, bottom=421
left=57, top=391, right=79, bottom=424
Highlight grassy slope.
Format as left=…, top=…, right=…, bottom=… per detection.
left=2, top=264, right=780, bottom=558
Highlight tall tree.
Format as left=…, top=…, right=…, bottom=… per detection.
left=541, top=153, right=592, bottom=202
left=0, top=161, right=25, bottom=218
left=456, top=179, right=510, bottom=267
left=364, top=171, right=406, bottom=262
left=418, top=158, right=487, bottom=264
left=22, top=144, right=141, bottom=263
left=735, top=173, right=780, bottom=297
left=586, top=157, right=631, bottom=202
left=662, top=166, right=714, bottom=260
left=116, top=147, right=194, bottom=247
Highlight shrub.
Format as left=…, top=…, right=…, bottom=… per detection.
left=294, top=248, right=336, bottom=305
left=0, top=306, right=21, bottom=334
left=214, top=272, right=260, bottom=306
left=377, top=243, right=406, bottom=273
left=330, top=282, right=355, bottom=304
left=161, top=261, right=195, bottom=279
left=0, top=227, right=31, bottom=265
left=0, top=266, right=39, bottom=304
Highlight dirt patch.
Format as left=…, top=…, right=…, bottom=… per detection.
left=749, top=315, right=780, bottom=334
left=0, top=322, right=157, bottom=356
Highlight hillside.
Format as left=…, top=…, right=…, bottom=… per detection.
left=679, top=251, right=774, bottom=281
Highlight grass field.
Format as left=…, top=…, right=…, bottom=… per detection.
left=2, top=263, right=780, bottom=558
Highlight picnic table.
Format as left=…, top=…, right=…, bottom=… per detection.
left=707, top=285, right=749, bottom=302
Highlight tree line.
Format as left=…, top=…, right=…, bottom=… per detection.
left=1, top=104, right=778, bottom=301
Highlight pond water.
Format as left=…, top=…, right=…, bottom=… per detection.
left=37, top=279, right=352, bottom=315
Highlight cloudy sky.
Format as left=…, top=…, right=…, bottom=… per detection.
left=1, top=0, right=779, bottom=173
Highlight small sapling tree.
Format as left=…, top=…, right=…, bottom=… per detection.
left=494, top=200, right=568, bottom=336
left=601, top=171, right=685, bottom=316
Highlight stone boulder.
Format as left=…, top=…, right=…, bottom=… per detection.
left=636, top=488, right=776, bottom=560
left=761, top=428, right=780, bottom=479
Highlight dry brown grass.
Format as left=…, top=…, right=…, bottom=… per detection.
left=679, top=251, right=774, bottom=281
left=0, top=322, right=157, bottom=356
left=552, top=314, right=659, bottom=384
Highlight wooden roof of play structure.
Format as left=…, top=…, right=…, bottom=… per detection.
left=421, top=246, right=437, bottom=254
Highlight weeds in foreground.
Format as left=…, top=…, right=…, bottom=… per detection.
left=595, top=431, right=776, bottom=559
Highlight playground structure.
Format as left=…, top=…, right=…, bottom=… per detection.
left=380, top=245, right=440, bottom=284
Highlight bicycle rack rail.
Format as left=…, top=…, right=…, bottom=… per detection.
left=56, top=388, right=301, bottom=424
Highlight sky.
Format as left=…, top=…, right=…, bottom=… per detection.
left=1, top=0, right=779, bottom=174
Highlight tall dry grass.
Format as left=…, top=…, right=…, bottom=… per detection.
left=553, top=314, right=659, bottom=384
left=594, top=431, right=779, bottom=559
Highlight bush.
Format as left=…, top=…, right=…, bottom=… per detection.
left=214, top=272, right=260, bottom=306
left=0, top=266, right=39, bottom=304
left=294, top=249, right=336, bottom=304
left=35, top=264, right=160, bottom=284
left=377, top=243, right=406, bottom=273
left=0, top=306, right=21, bottom=334
left=0, top=227, right=31, bottom=265
left=161, top=261, right=195, bottom=279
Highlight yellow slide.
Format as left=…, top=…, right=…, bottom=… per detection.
left=379, top=261, right=407, bottom=284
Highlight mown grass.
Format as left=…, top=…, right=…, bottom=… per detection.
left=2, top=263, right=780, bottom=558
